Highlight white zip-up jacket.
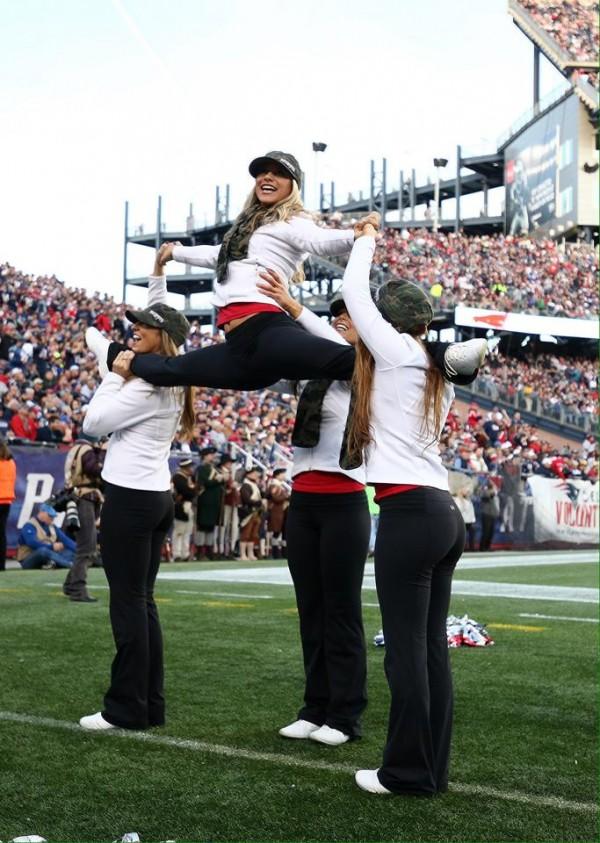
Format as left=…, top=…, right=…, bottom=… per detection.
left=172, top=216, right=354, bottom=310
left=83, top=275, right=184, bottom=492
left=292, top=307, right=365, bottom=484
left=341, top=237, right=454, bottom=490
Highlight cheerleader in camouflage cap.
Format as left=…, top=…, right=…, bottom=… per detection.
left=338, top=224, right=466, bottom=798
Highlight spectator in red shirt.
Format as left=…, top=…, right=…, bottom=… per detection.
left=9, top=405, right=38, bottom=441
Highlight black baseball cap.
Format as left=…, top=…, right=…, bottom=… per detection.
left=249, top=151, right=302, bottom=187
left=329, top=295, right=347, bottom=317
left=125, top=303, right=190, bottom=347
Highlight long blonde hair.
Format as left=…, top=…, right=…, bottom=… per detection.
left=345, top=329, right=447, bottom=467
left=240, top=182, right=307, bottom=283
left=158, top=333, right=195, bottom=440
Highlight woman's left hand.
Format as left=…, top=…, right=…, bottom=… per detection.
left=112, top=350, right=135, bottom=380
left=256, top=268, right=302, bottom=319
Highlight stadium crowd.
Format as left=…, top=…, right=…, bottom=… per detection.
left=373, top=229, right=599, bottom=319
left=1, top=259, right=596, bottom=482
left=474, top=351, right=597, bottom=430
left=441, top=404, right=597, bottom=482
left=517, top=0, right=599, bottom=64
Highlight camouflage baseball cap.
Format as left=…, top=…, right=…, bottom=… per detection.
left=376, top=280, right=434, bottom=332
left=125, top=303, right=190, bottom=347
left=249, top=151, right=302, bottom=187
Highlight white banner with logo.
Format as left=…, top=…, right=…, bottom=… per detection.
left=454, top=306, right=598, bottom=340
left=528, top=476, right=599, bottom=544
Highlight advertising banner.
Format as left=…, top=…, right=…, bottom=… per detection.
left=505, top=93, right=578, bottom=237
left=528, top=475, right=599, bottom=544
left=6, top=447, right=194, bottom=550
left=454, top=305, right=599, bottom=339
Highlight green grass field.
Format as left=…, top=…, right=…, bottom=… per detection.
left=0, top=551, right=597, bottom=843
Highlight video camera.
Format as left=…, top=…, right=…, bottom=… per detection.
left=47, top=488, right=81, bottom=536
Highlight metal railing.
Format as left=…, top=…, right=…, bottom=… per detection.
left=460, top=376, right=594, bottom=434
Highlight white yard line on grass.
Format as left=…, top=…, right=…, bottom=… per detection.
left=519, top=612, right=599, bottom=624
left=157, top=570, right=599, bottom=604
left=451, top=581, right=598, bottom=603
left=0, top=711, right=596, bottom=815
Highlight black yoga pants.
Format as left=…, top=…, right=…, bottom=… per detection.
left=285, top=490, right=370, bottom=737
left=100, top=482, right=173, bottom=729
left=115, top=316, right=471, bottom=390
left=374, top=487, right=465, bottom=795
left=129, top=312, right=355, bottom=388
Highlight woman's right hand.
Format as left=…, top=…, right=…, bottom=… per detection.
left=256, top=268, right=302, bottom=319
left=355, top=222, right=378, bottom=239
left=112, top=350, right=135, bottom=380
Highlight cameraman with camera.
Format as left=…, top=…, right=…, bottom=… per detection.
left=61, top=438, right=105, bottom=603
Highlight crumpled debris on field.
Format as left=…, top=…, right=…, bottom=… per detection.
left=447, top=614, right=495, bottom=647
left=373, top=615, right=494, bottom=648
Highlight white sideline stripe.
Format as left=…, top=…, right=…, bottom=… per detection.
left=175, top=590, right=273, bottom=599
left=159, top=570, right=598, bottom=604
left=519, top=613, right=599, bottom=624
left=457, top=556, right=597, bottom=570
left=451, top=581, right=598, bottom=604
left=0, top=711, right=596, bottom=816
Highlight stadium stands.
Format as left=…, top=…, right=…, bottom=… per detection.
left=2, top=250, right=597, bottom=492
left=516, top=0, right=599, bottom=65
left=375, top=228, right=599, bottom=319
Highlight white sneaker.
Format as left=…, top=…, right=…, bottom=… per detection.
left=444, top=338, right=488, bottom=377
left=278, top=719, right=320, bottom=739
left=79, top=711, right=116, bottom=731
left=309, top=725, right=350, bottom=746
left=355, top=769, right=393, bottom=795
left=85, top=327, right=110, bottom=378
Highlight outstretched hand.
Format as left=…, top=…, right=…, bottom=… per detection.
left=256, top=268, right=302, bottom=319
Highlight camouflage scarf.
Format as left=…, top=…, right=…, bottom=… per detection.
left=215, top=206, right=258, bottom=284
left=291, top=379, right=332, bottom=448
left=338, top=385, right=362, bottom=470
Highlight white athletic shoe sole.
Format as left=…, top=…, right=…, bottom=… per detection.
left=355, top=769, right=393, bottom=794
left=309, top=725, right=350, bottom=746
left=278, top=719, right=320, bottom=739
left=85, top=327, right=110, bottom=378
left=444, top=338, right=488, bottom=377
left=79, top=711, right=116, bottom=731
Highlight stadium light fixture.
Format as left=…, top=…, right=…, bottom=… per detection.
left=312, top=142, right=328, bottom=211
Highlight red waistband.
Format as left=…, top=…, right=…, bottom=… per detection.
left=293, top=471, right=365, bottom=494
left=217, top=302, right=281, bottom=328
left=373, top=483, right=421, bottom=503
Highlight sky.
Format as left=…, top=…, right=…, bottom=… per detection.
left=1, top=0, right=568, bottom=305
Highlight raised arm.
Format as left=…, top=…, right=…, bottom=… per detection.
left=275, top=217, right=355, bottom=258
left=147, top=244, right=169, bottom=307
left=341, top=235, right=424, bottom=368
left=158, top=241, right=221, bottom=269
